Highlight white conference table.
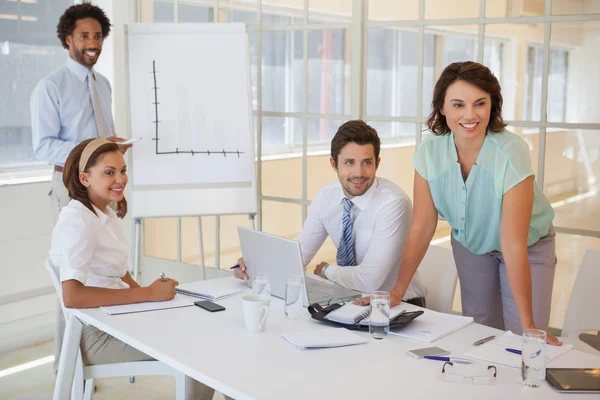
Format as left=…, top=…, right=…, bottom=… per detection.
left=55, top=278, right=600, bottom=400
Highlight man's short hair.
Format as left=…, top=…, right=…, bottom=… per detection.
left=330, top=120, right=381, bottom=167
left=57, top=3, right=111, bottom=49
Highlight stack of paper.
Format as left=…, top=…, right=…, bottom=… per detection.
left=176, top=280, right=242, bottom=301
left=282, top=328, right=368, bottom=350
left=389, top=302, right=474, bottom=342
left=100, top=294, right=194, bottom=315
left=463, top=331, right=573, bottom=368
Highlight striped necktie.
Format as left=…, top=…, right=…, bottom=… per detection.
left=87, top=70, right=110, bottom=138
left=336, top=197, right=356, bottom=266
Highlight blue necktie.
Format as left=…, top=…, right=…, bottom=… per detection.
left=337, top=198, right=356, bottom=266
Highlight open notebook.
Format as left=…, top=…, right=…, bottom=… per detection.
left=176, top=280, right=242, bottom=301
left=325, top=303, right=407, bottom=326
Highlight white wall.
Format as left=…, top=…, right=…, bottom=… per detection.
left=0, top=182, right=57, bottom=353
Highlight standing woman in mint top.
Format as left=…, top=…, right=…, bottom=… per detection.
left=387, top=61, right=561, bottom=345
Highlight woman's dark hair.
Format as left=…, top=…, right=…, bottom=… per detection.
left=331, top=120, right=381, bottom=167
left=63, top=139, right=120, bottom=215
left=57, top=2, right=111, bottom=50
left=426, top=61, right=507, bottom=135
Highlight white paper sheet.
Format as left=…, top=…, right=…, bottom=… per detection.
left=463, top=331, right=573, bottom=368
left=100, top=294, right=194, bottom=315
left=389, top=302, right=474, bottom=342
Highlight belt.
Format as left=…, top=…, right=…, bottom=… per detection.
left=54, top=165, right=64, bottom=173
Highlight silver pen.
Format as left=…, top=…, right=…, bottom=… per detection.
left=473, top=335, right=496, bottom=346
left=160, top=272, right=166, bottom=282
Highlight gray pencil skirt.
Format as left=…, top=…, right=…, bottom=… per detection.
left=450, top=225, right=556, bottom=333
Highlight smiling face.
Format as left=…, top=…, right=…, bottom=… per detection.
left=440, top=80, right=492, bottom=141
left=66, top=18, right=103, bottom=68
left=79, top=151, right=127, bottom=210
left=330, top=142, right=379, bottom=199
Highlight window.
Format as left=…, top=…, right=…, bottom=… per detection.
left=524, top=46, right=569, bottom=121
left=0, top=0, right=73, bottom=169
left=260, top=13, right=349, bottom=155
left=367, top=28, right=435, bottom=126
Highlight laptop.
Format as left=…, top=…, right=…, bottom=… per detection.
left=237, top=226, right=361, bottom=306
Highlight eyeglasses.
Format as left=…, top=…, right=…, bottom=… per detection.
left=440, top=362, right=497, bottom=385
left=327, top=297, right=364, bottom=306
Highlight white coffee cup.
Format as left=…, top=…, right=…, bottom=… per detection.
left=242, top=295, right=270, bottom=333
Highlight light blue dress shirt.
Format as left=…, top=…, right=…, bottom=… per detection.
left=30, top=57, right=115, bottom=166
left=413, top=130, right=555, bottom=255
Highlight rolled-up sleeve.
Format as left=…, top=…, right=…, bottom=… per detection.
left=55, top=215, right=98, bottom=285
left=30, top=80, right=76, bottom=165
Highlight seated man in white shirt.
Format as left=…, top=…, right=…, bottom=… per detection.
left=234, top=120, right=427, bottom=305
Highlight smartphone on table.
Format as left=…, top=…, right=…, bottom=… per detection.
left=194, top=300, right=226, bottom=312
left=405, top=346, right=450, bottom=359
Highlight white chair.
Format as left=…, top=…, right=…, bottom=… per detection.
left=417, top=245, right=458, bottom=314
left=45, top=259, right=192, bottom=400
left=561, top=250, right=600, bottom=336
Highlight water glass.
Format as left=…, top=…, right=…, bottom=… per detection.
left=284, top=276, right=305, bottom=320
left=369, top=291, right=390, bottom=339
left=521, top=329, right=547, bottom=387
left=252, top=273, right=271, bottom=302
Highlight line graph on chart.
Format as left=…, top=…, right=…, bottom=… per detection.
left=147, top=60, right=246, bottom=158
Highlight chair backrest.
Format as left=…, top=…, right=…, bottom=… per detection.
left=45, top=258, right=68, bottom=319
left=417, top=245, right=458, bottom=314
left=561, top=250, right=600, bottom=336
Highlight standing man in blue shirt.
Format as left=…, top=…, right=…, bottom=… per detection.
left=31, top=3, right=131, bottom=219
left=30, top=3, right=131, bottom=374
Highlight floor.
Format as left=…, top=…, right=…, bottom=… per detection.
left=1, top=192, right=598, bottom=399
left=0, top=339, right=227, bottom=400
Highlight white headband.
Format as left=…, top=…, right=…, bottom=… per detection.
left=79, top=138, right=112, bottom=173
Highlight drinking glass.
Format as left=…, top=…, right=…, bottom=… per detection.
left=522, top=329, right=547, bottom=387
left=284, top=276, right=305, bottom=320
left=252, top=273, right=271, bottom=302
left=369, top=291, right=390, bottom=339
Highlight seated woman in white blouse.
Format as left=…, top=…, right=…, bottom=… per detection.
left=49, top=138, right=215, bottom=399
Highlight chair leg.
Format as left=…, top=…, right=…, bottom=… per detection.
left=174, top=372, right=185, bottom=400
left=129, top=375, right=135, bottom=383
left=55, top=316, right=83, bottom=400
left=83, top=378, right=94, bottom=400
left=70, top=356, right=84, bottom=400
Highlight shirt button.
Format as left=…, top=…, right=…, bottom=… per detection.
left=460, top=229, right=464, bottom=233
left=462, top=187, right=465, bottom=191
left=461, top=217, right=465, bottom=222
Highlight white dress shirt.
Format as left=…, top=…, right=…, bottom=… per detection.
left=297, top=178, right=427, bottom=299
left=49, top=200, right=129, bottom=289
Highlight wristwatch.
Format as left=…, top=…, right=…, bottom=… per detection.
left=320, top=264, right=329, bottom=279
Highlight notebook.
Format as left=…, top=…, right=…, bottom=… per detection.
left=324, top=303, right=407, bottom=326
left=463, top=331, right=573, bottom=368
left=100, top=294, right=194, bottom=315
left=389, top=302, right=474, bottom=342
left=282, top=328, right=368, bottom=350
left=176, top=280, right=242, bottom=301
